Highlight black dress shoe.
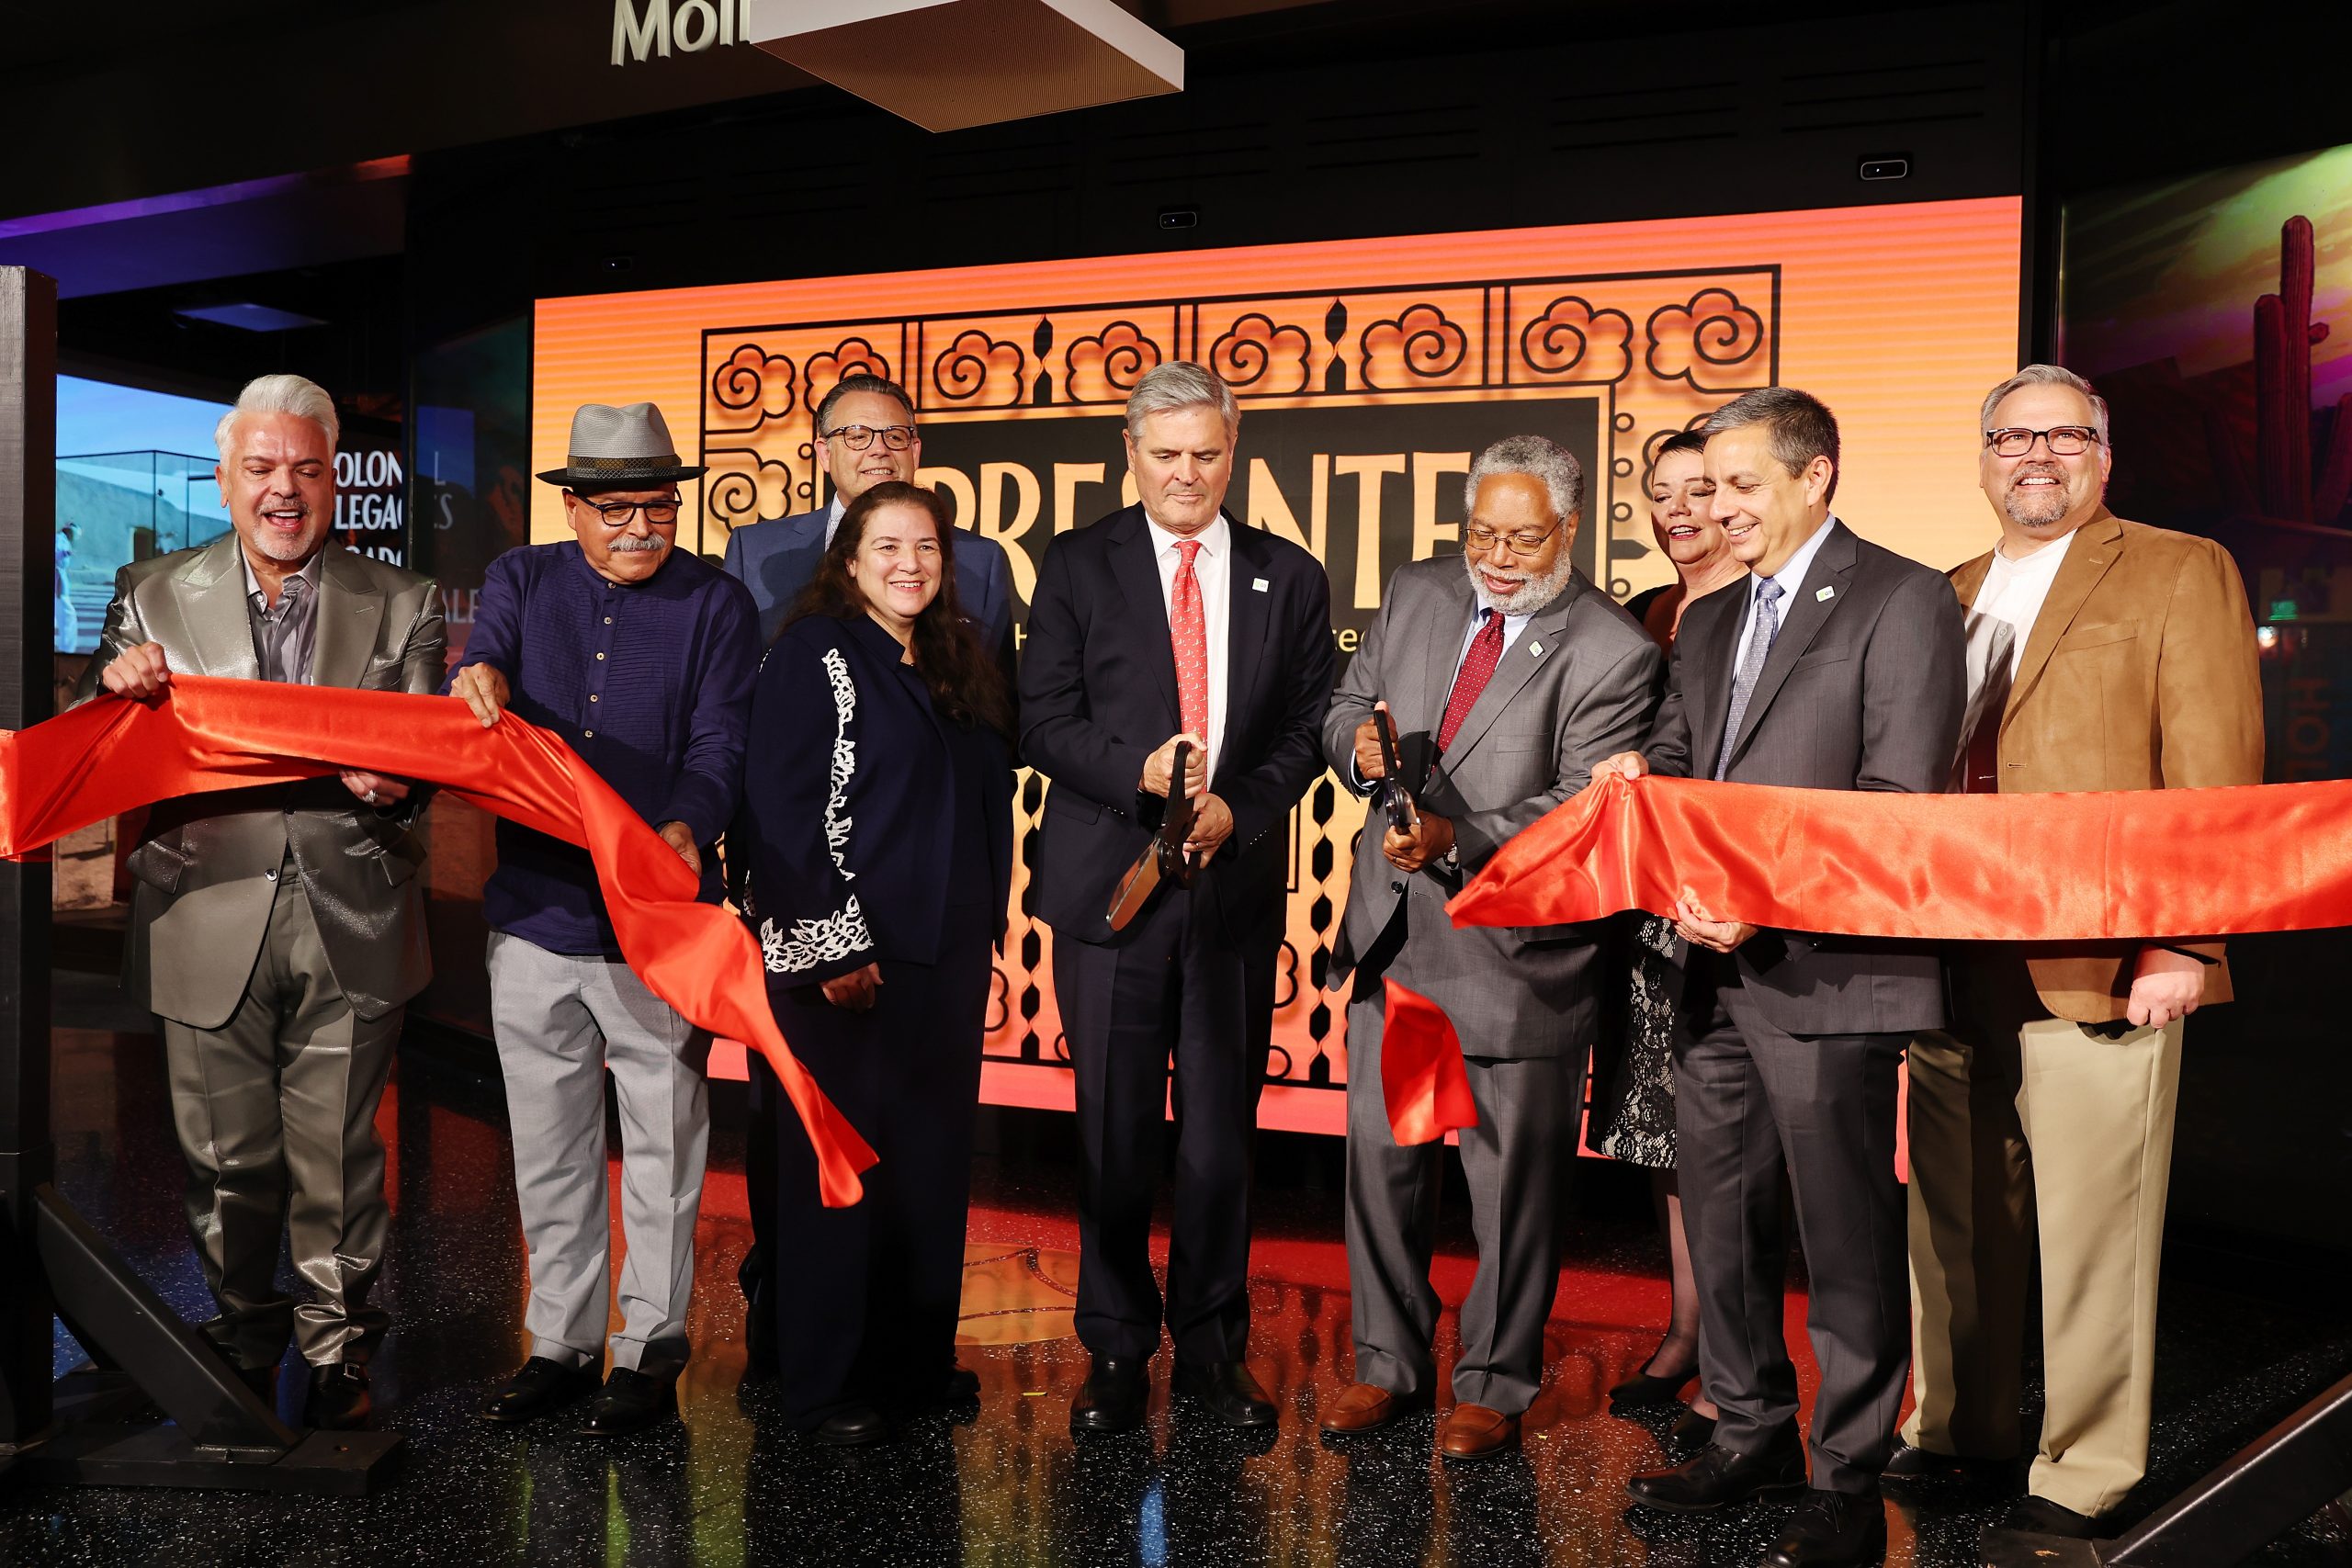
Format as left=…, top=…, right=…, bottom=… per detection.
left=1768, top=1489, right=1888, bottom=1567
left=1173, top=1359, right=1277, bottom=1428
left=1625, top=1437, right=1809, bottom=1512
left=940, top=1362, right=981, bottom=1403
left=1996, top=1495, right=2099, bottom=1538
left=814, top=1404, right=890, bottom=1448
left=1609, top=1358, right=1699, bottom=1408
left=577, top=1367, right=678, bottom=1438
left=1667, top=1406, right=1717, bottom=1448
left=1881, top=1438, right=2009, bottom=1487
left=1069, top=1356, right=1149, bottom=1435
left=307, top=1362, right=371, bottom=1430
left=479, top=1357, right=603, bottom=1425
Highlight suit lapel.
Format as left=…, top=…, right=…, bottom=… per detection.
left=1724, top=519, right=1855, bottom=767
left=1422, top=570, right=1476, bottom=741
left=1436, top=572, right=1588, bottom=768
left=2000, top=512, right=2123, bottom=736
left=311, top=546, right=383, bottom=689
left=1681, top=582, right=1742, bottom=780
left=1107, top=508, right=1182, bottom=731
left=169, top=534, right=262, bottom=680
left=1951, top=551, right=1993, bottom=612
left=1221, top=521, right=1272, bottom=773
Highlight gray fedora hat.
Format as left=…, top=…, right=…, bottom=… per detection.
left=537, top=401, right=707, bottom=486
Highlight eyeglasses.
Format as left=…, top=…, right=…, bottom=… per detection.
left=1984, top=426, right=2100, bottom=457
left=822, top=423, right=917, bottom=452
left=572, top=496, right=682, bottom=525
left=1464, top=521, right=1561, bottom=557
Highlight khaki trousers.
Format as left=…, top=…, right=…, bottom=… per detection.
left=161, top=864, right=401, bottom=1371
left=1903, top=960, right=2184, bottom=1517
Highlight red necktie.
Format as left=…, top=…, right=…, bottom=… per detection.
left=1436, top=610, right=1505, bottom=752
left=1170, top=538, right=1210, bottom=741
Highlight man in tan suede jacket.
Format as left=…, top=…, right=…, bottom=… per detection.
left=1890, top=365, right=2262, bottom=1541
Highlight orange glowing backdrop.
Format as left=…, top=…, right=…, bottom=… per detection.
left=533, top=198, right=2023, bottom=1136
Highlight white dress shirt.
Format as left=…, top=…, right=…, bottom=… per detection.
left=1452, top=604, right=1534, bottom=686
left=821, top=494, right=846, bottom=545
left=1727, top=513, right=1840, bottom=683
left=1147, top=512, right=1231, bottom=784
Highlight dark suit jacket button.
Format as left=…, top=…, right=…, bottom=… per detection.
left=1391, top=881, right=1404, bottom=893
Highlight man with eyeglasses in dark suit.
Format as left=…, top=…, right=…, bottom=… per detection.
left=721, top=373, right=1015, bottom=648
left=721, top=371, right=1014, bottom=1395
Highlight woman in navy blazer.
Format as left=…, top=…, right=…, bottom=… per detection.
left=735, top=481, right=1013, bottom=1445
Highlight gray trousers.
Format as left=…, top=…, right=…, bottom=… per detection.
left=1676, top=971, right=1910, bottom=1495
left=487, top=931, right=712, bottom=1375
left=1342, top=990, right=1577, bottom=1415
left=161, top=870, right=401, bottom=1371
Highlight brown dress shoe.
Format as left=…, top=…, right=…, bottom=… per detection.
left=1318, top=1382, right=1423, bottom=1435
left=1438, top=1403, right=1521, bottom=1461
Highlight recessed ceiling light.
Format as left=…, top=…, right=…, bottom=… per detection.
left=173, top=303, right=326, bottom=333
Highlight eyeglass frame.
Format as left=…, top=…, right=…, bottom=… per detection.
left=1984, top=425, right=2102, bottom=457
left=1463, top=519, right=1565, bottom=558
left=566, top=492, right=684, bottom=525
left=820, top=423, right=919, bottom=452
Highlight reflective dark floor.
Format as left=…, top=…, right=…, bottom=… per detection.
left=5, top=971, right=2350, bottom=1566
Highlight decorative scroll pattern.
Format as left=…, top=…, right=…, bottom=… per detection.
left=697, top=266, right=1781, bottom=1099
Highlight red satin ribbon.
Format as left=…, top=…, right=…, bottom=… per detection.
left=0, top=676, right=877, bottom=1206
left=1379, top=978, right=1477, bottom=1145
left=1449, top=772, right=2352, bottom=940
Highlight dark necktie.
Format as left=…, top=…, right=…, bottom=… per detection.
left=1436, top=610, right=1505, bottom=753
left=1715, top=578, right=1783, bottom=779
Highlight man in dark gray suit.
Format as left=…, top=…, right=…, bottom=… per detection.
left=720, top=369, right=1012, bottom=1379
left=1317, top=436, right=1659, bottom=1461
left=719, top=371, right=1014, bottom=647
left=1610, top=389, right=1964, bottom=1568
left=76, top=374, right=446, bottom=1432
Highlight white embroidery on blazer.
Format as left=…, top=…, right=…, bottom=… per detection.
left=760, top=645, right=874, bottom=974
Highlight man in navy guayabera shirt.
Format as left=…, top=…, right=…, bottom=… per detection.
left=446, top=401, right=758, bottom=1439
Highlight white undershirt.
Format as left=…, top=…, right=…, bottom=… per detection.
left=1973, top=528, right=2075, bottom=679
left=1147, top=513, right=1231, bottom=784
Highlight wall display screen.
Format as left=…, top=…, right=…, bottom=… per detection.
left=532, top=199, right=2023, bottom=1131
left=2058, top=141, right=2352, bottom=781
left=53, top=375, right=234, bottom=655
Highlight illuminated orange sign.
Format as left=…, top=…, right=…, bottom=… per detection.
left=535, top=198, right=2022, bottom=1134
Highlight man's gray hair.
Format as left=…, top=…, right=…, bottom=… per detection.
left=1980, top=363, right=2110, bottom=446
left=1464, top=434, right=1585, bottom=525
left=1702, top=386, right=1840, bottom=503
left=215, top=373, right=340, bottom=458
left=1124, top=361, right=1238, bottom=440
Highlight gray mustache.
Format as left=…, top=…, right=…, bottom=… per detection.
left=608, top=535, right=667, bottom=553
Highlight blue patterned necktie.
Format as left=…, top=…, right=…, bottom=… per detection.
left=1715, top=577, right=1784, bottom=779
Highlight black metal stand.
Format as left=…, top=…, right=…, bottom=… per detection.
left=0, top=265, right=400, bottom=1495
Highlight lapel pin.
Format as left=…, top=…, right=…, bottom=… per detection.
left=1528, top=640, right=1543, bottom=656
left=1815, top=585, right=1836, bottom=603
left=1252, top=577, right=1270, bottom=592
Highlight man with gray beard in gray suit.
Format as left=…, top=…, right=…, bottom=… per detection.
left=1317, top=434, right=1661, bottom=1462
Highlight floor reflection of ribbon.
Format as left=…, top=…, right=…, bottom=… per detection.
left=0, top=674, right=876, bottom=1206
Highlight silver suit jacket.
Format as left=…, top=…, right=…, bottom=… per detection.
left=72, top=535, right=447, bottom=1027
left=1323, top=557, right=1661, bottom=1059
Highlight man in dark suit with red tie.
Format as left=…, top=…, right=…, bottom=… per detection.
left=1021, top=362, right=1335, bottom=1435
